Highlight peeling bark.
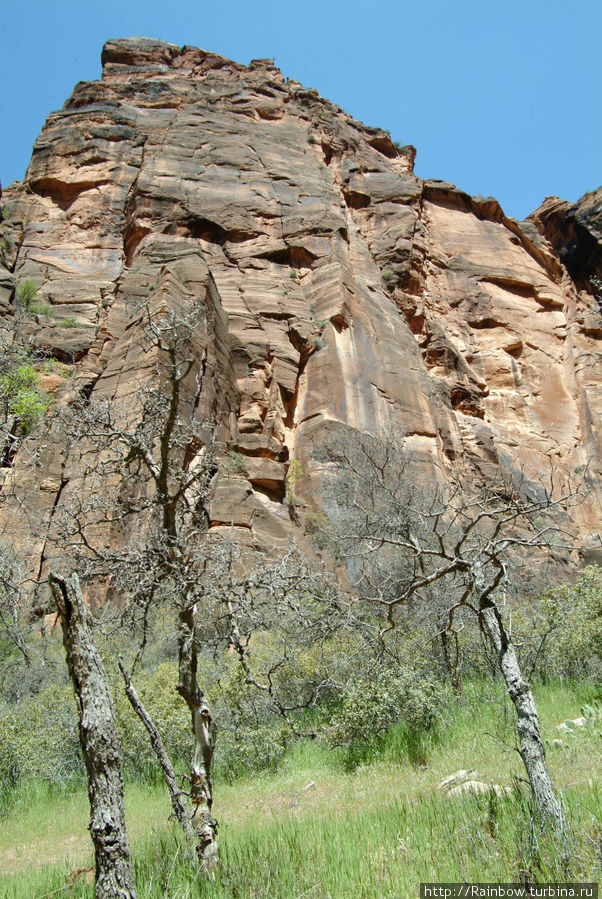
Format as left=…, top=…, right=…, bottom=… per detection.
left=480, top=601, right=565, bottom=831
left=118, top=658, right=194, bottom=839
left=177, top=605, right=219, bottom=874
left=49, top=572, right=137, bottom=899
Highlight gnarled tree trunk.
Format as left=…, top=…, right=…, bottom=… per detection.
left=480, top=600, right=565, bottom=831
left=49, top=572, right=137, bottom=899
left=177, top=605, right=219, bottom=874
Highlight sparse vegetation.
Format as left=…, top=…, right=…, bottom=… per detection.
left=393, top=141, right=414, bottom=156
left=0, top=677, right=600, bottom=896
left=381, top=267, right=397, bottom=288
left=38, top=358, right=73, bottom=378
left=15, top=280, right=38, bottom=313
left=223, top=450, right=249, bottom=476
left=13, top=279, right=54, bottom=319
left=0, top=231, right=16, bottom=266
left=285, top=456, right=302, bottom=505
left=0, top=207, right=17, bottom=266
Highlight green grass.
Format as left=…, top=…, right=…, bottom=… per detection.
left=1, top=680, right=600, bottom=898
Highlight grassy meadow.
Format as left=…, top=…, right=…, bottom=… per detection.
left=1, top=679, right=600, bottom=898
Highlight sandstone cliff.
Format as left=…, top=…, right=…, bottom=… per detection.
left=1, top=37, right=600, bottom=575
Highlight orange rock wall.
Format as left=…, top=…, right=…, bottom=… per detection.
left=1, top=38, right=600, bottom=571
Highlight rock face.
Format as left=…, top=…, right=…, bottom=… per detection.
left=1, top=38, right=600, bottom=575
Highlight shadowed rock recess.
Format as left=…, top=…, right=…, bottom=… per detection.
left=1, top=37, right=600, bottom=577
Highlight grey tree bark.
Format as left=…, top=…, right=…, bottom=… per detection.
left=49, top=572, right=137, bottom=899
left=315, top=429, right=574, bottom=832
left=49, top=298, right=228, bottom=875
left=479, top=600, right=565, bottom=831
left=177, top=605, right=219, bottom=874
left=118, top=658, right=194, bottom=839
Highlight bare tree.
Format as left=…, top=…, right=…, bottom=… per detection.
left=0, top=253, right=349, bottom=879
left=49, top=298, right=228, bottom=872
left=313, top=428, right=583, bottom=831
left=46, top=288, right=347, bottom=875
left=115, top=534, right=347, bottom=872
left=49, top=572, right=137, bottom=899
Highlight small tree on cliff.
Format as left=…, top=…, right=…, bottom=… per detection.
left=313, top=428, right=583, bottom=831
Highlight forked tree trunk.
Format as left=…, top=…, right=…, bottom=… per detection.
left=177, top=605, right=219, bottom=874
left=479, top=600, right=565, bottom=831
left=49, top=572, right=137, bottom=899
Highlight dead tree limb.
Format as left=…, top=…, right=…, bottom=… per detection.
left=118, top=657, right=194, bottom=839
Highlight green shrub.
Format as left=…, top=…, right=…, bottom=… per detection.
left=30, top=303, right=54, bottom=317
left=381, top=268, right=397, bottom=288
left=304, top=508, right=329, bottom=548
left=214, top=724, right=286, bottom=782
left=0, top=363, right=51, bottom=433
left=328, top=666, right=446, bottom=768
left=15, top=280, right=38, bottom=313
left=285, top=456, right=302, bottom=504
left=0, top=230, right=15, bottom=265
left=223, top=450, right=249, bottom=476
left=39, top=359, right=72, bottom=378
left=512, top=566, right=602, bottom=681
left=0, top=683, right=81, bottom=791
left=14, top=280, right=55, bottom=319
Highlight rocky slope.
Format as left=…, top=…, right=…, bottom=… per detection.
left=1, top=37, right=600, bottom=576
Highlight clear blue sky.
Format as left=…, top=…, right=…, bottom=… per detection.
left=1, top=0, right=600, bottom=220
